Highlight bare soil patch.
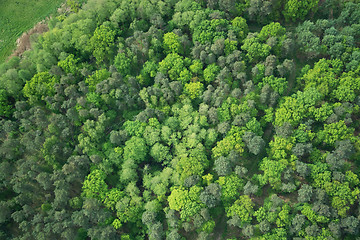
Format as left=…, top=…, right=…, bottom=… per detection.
left=9, top=21, right=49, bottom=59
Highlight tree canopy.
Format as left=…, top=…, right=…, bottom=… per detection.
left=1, top=0, right=360, bottom=239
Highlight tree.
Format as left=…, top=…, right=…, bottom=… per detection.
left=332, top=72, right=360, bottom=102
left=243, top=181, right=259, bottom=196
left=217, top=174, right=244, bottom=205
left=167, top=230, right=181, bottom=240
left=0, top=201, right=11, bottom=224
left=199, top=183, right=222, bottom=208
left=89, top=23, right=117, bottom=64
left=259, top=76, right=288, bottom=95
left=258, top=157, right=289, bottom=189
left=148, top=221, right=164, bottom=240
left=258, top=22, right=286, bottom=43
left=0, top=89, right=14, bottom=118
left=226, top=195, right=254, bottom=225
left=2, top=0, right=360, bottom=238
left=243, top=131, right=265, bottom=155
left=317, top=120, right=353, bottom=146
left=85, top=69, right=111, bottom=92
left=159, top=53, right=185, bottom=81
left=328, top=220, right=341, bottom=238
left=203, top=63, right=220, bottom=83
left=82, top=169, right=108, bottom=201
left=283, top=0, right=319, bottom=22
left=58, top=54, right=79, bottom=75
left=176, top=144, right=209, bottom=180
left=298, top=184, right=313, bottom=203
left=184, top=82, right=204, bottom=99
left=168, top=186, right=204, bottom=220
left=192, top=18, right=229, bottom=44
left=231, top=17, right=248, bottom=41
left=23, top=72, right=57, bottom=103
left=114, top=50, right=132, bottom=76
left=150, top=143, right=170, bottom=163
left=212, top=126, right=245, bottom=158
left=295, top=21, right=323, bottom=59
left=123, top=136, right=148, bottom=163
left=1, top=68, right=24, bottom=97
left=243, top=224, right=254, bottom=238
left=274, top=88, right=322, bottom=127
left=115, top=191, right=144, bottom=223
left=163, top=32, right=182, bottom=54
left=143, top=124, right=161, bottom=146
left=292, top=143, right=312, bottom=159
left=104, top=188, right=124, bottom=211
left=341, top=216, right=359, bottom=235
left=247, top=0, right=280, bottom=24
left=241, top=34, right=271, bottom=63
left=213, top=156, right=232, bottom=176
left=300, top=58, right=342, bottom=96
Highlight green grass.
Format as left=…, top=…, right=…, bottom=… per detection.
left=0, top=0, right=64, bottom=63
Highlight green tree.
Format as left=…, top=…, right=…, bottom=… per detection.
left=163, top=32, right=182, bottom=54
left=82, top=169, right=108, bottom=201
left=231, top=17, right=249, bottom=41
left=332, top=72, right=360, bottom=102
left=168, top=185, right=204, bottom=220
left=114, top=50, right=132, bottom=76
left=203, top=63, right=220, bottom=83
left=85, top=69, right=111, bottom=92
left=212, top=126, right=245, bottom=158
left=259, top=76, right=288, bottom=95
left=283, top=0, right=319, bottom=22
left=159, top=53, right=185, bottom=81
left=90, top=23, right=117, bottom=64
left=241, top=35, right=271, bottom=63
left=123, top=136, right=148, bottom=163
left=58, top=54, right=79, bottom=75
left=116, top=194, right=144, bottom=223
left=192, top=18, right=229, bottom=44
left=226, top=195, right=254, bottom=225
left=0, top=89, right=14, bottom=117
left=150, top=143, right=170, bottom=163
left=317, top=120, right=353, bottom=146
left=184, top=82, right=204, bottom=99
left=176, top=144, right=209, bottom=180
left=23, top=72, right=57, bottom=103
left=217, top=174, right=244, bottom=205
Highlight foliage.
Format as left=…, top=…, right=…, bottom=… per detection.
left=231, top=17, right=249, bottom=41
left=82, top=169, right=108, bottom=200
left=283, top=0, right=319, bottom=22
left=212, top=126, right=245, bottom=158
left=163, top=32, right=182, bottom=54
left=241, top=35, right=271, bottom=63
left=168, top=186, right=204, bottom=220
left=226, top=195, right=254, bottom=225
left=1, top=1, right=360, bottom=239
left=218, top=174, right=244, bottom=205
left=89, top=23, right=117, bottom=64
left=23, top=72, right=57, bottom=103
left=85, top=69, right=111, bottom=92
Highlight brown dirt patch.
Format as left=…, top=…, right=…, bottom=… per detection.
left=9, top=21, right=49, bottom=59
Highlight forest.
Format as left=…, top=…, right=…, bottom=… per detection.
left=1, top=0, right=360, bottom=239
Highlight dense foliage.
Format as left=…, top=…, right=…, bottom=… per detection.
left=1, top=0, right=360, bottom=239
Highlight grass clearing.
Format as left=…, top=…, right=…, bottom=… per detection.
left=0, top=0, right=64, bottom=63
